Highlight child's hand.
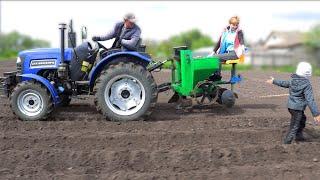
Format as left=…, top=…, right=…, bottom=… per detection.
left=314, top=115, right=320, bottom=125
left=266, top=77, right=274, bottom=84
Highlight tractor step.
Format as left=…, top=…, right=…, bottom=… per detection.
left=75, top=81, right=89, bottom=85
left=72, top=95, right=91, bottom=100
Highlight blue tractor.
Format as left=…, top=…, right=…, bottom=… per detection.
left=0, top=23, right=158, bottom=121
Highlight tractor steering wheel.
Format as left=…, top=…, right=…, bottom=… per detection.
left=96, top=41, right=108, bottom=51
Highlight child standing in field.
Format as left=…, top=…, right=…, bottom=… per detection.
left=266, top=62, right=320, bottom=144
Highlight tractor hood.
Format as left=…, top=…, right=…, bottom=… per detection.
left=19, top=48, right=73, bottom=62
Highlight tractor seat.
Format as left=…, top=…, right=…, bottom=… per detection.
left=222, top=55, right=245, bottom=65
left=100, top=49, right=122, bottom=59
left=137, top=44, right=146, bottom=52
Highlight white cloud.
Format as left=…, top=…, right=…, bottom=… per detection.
left=2, top=1, right=320, bottom=47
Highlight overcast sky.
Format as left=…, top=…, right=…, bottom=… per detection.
left=1, top=1, right=320, bottom=47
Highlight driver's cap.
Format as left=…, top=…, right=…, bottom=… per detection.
left=124, top=13, right=137, bottom=23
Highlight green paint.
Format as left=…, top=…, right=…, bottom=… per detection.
left=171, top=50, right=220, bottom=96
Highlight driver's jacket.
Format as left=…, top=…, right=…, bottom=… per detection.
left=97, top=22, right=141, bottom=51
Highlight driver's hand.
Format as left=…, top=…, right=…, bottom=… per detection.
left=92, top=36, right=100, bottom=41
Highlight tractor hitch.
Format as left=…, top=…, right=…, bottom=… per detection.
left=0, top=71, right=19, bottom=97
left=0, top=77, right=6, bottom=97
left=157, top=82, right=171, bottom=93
left=148, top=59, right=170, bottom=72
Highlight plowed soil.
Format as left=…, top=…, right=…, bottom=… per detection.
left=1, top=60, right=320, bottom=180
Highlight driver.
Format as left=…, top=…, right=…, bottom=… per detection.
left=91, top=13, right=141, bottom=51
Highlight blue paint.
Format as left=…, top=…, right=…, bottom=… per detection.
left=230, top=75, right=242, bottom=84
left=18, top=74, right=60, bottom=105
left=19, top=48, right=73, bottom=75
left=88, top=51, right=152, bottom=87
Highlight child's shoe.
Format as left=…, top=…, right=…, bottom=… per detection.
left=295, top=131, right=306, bottom=141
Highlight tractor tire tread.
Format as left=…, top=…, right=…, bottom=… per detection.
left=9, top=80, right=53, bottom=121
left=93, top=61, right=157, bottom=121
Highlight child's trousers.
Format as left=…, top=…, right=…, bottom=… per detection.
left=284, top=109, right=306, bottom=144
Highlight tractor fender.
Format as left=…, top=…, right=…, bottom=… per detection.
left=88, top=51, right=152, bottom=87
left=18, top=74, right=60, bottom=105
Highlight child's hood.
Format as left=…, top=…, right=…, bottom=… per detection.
left=291, top=74, right=310, bottom=90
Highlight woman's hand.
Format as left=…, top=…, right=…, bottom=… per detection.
left=266, top=77, right=274, bottom=84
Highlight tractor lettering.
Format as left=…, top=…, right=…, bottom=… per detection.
left=30, top=59, right=56, bottom=68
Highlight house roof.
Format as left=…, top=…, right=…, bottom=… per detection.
left=263, top=31, right=304, bottom=49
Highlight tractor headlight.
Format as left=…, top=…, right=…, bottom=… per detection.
left=16, top=57, right=21, bottom=64
left=16, top=57, right=22, bottom=70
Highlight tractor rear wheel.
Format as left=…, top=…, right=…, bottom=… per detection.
left=94, top=62, right=157, bottom=121
left=10, top=81, right=54, bottom=121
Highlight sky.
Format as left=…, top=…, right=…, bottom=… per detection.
left=1, top=1, right=320, bottom=48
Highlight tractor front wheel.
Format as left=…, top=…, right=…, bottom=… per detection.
left=10, top=81, right=54, bottom=121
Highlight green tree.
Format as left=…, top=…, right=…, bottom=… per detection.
left=304, top=24, right=320, bottom=50
left=304, top=24, right=320, bottom=66
left=0, top=31, right=50, bottom=59
left=145, top=29, right=214, bottom=59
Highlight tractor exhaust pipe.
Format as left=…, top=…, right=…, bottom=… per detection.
left=58, top=23, right=68, bottom=79
left=59, top=23, right=67, bottom=64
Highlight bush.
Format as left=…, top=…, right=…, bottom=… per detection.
left=0, top=31, right=50, bottom=60
left=261, top=65, right=320, bottom=76
left=145, top=29, right=214, bottom=59
left=304, top=24, right=320, bottom=50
